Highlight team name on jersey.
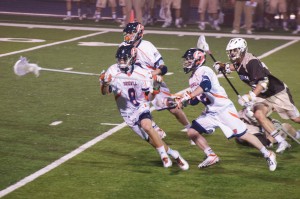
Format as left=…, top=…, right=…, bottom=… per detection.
left=123, top=81, right=137, bottom=86
left=239, top=75, right=250, bottom=82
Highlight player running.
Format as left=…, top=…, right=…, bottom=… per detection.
left=214, top=38, right=300, bottom=153
left=176, top=47, right=277, bottom=171
left=121, top=22, right=192, bottom=143
left=99, top=44, right=189, bottom=170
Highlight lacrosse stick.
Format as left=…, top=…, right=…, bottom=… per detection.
left=281, top=127, right=300, bottom=144
left=272, top=119, right=300, bottom=145
left=13, top=57, right=152, bottom=82
left=197, top=35, right=242, bottom=99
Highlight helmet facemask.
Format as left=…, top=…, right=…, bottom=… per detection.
left=117, top=57, right=134, bottom=74
left=226, top=48, right=243, bottom=63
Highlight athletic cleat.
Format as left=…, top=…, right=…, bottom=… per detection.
left=162, top=156, right=172, bottom=168
left=266, top=151, right=277, bottom=171
left=176, top=154, right=189, bottom=170
left=198, top=23, right=205, bottom=30
left=276, top=140, right=291, bottom=153
left=154, top=125, right=167, bottom=139
left=198, top=154, right=219, bottom=168
left=63, top=16, right=72, bottom=21
left=162, top=22, right=171, bottom=28
left=231, top=29, right=239, bottom=34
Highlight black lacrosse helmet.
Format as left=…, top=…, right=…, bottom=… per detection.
left=123, top=22, right=144, bottom=45
left=182, top=48, right=206, bottom=74
left=115, top=45, right=137, bottom=74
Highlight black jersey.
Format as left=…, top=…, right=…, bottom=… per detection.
left=234, top=53, right=285, bottom=98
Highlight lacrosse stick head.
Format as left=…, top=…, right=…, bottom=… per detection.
left=197, top=35, right=210, bottom=52
left=13, top=56, right=41, bottom=77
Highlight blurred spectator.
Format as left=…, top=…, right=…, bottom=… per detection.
left=118, top=0, right=127, bottom=27
left=143, top=0, right=157, bottom=26
left=124, top=0, right=145, bottom=24
left=253, top=0, right=265, bottom=30
left=198, top=0, right=221, bottom=31
left=292, top=0, right=300, bottom=34
left=94, top=0, right=117, bottom=22
left=181, top=0, right=190, bottom=27
left=231, top=0, right=255, bottom=34
left=160, top=0, right=182, bottom=28
left=63, top=0, right=84, bottom=20
left=265, top=0, right=289, bottom=31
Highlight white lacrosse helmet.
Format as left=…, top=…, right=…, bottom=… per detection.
left=226, top=38, right=247, bottom=63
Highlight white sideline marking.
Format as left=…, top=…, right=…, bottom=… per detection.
left=0, top=122, right=128, bottom=198
left=0, top=22, right=299, bottom=197
left=0, top=31, right=109, bottom=58
left=49, top=121, right=63, bottom=126
left=101, top=123, right=121, bottom=126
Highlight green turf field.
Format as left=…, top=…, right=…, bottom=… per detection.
left=0, top=20, right=300, bottom=199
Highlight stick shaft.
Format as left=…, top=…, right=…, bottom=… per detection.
left=208, top=52, right=241, bottom=97
left=40, top=67, right=151, bottom=81
left=281, top=127, right=300, bottom=145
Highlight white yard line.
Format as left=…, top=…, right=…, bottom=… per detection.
left=0, top=31, right=108, bottom=58
left=0, top=23, right=299, bottom=198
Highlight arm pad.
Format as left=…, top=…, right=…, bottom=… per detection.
left=199, top=76, right=212, bottom=92
left=159, top=65, right=168, bottom=76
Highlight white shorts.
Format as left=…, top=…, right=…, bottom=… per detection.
left=192, top=104, right=247, bottom=139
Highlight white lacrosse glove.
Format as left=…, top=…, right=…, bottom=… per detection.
left=238, top=91, right=256, bottom=107
left=179, top=91, right=192, bottom=108
left=213, top=62, right=231, bottom=74
left=99, top=70, right=112, bottom=84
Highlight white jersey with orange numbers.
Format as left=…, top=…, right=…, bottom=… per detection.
left=189, top=66, right=232, bottom=112
left=106, top=64, right=153, bottom=126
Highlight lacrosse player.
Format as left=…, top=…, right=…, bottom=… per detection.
left=214, top=38, right=300, bottom=153
left=99, top=44, right=189, bottom=170
left=121, top=22, right=192, bottom=142
left=177, top=47, right=277, bottom=171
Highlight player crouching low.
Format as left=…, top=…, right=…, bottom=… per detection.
left=174, top=47, right=277, bottom=171
left=99, top=44, right=189, bottom=170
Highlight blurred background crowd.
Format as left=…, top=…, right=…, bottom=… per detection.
left=1, top=0, right=299, bottom=34
left=61, top=0, right=300, bottom=34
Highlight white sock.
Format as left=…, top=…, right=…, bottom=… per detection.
left=214, top=20, right=219, bottom=26
left=271, top=129, right=284, bottom=143
left=77, top=8, right=81, bottom=16
left=112, top=12, right=116, bottom=19
left=167, top=148, right=179, bottom=159
left=204, top=147, right=214, bottom=156
left=185, top=123, right=191, bottom=130
left=260, top=146, right=270, bottom=158
left=67, top=11, right=71, bottom=17
left=156, top=145, right=167, bottom=158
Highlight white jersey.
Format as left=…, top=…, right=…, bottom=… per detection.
left=135, top=40, right=164, bottom=71
left=189, top=66, right=247, bottom=138
left=106, top=64, right=153, bottom=127
left=189, top=66, right=232, bottom=113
